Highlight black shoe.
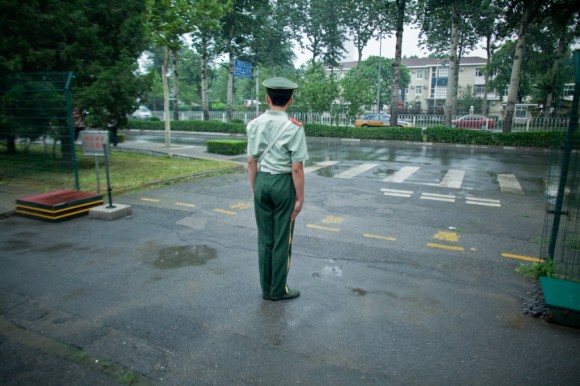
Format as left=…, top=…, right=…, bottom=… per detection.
left=270, top=288, right=300, bottom=301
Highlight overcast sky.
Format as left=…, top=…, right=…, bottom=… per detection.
left=293, top=26, right=488, bottom=67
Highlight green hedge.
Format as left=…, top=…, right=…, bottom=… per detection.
left=126, top=119, right=576, bottom=149
left=207, top=139, right=247, bottom=155
left=126, top=119, right=245, bottom=134
left=423, top=126, right=572, bottom=148
left=303, top=124, right=423, bottom=141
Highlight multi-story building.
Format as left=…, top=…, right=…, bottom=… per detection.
left=403, top=57, right=502, bottom=115
left=327, top=57, right=505, bottom=115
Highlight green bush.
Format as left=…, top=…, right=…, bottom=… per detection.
left=207, top=139, right=247, bottom=155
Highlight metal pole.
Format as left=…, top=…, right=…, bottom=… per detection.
left=66, top=71, right=80, bottom=191
left=377, top=37, right=382, bottom=114
left=548, top=46, right=580, bottom=260
left=102, top=144, right=115, bottom=209
left=255, top=66, right=259, bottom=116
left=95, top=157, right=100, bottom=194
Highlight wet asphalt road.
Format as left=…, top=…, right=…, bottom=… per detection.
left=1, top=134, right=579, bottom=385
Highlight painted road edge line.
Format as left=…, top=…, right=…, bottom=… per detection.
left=502, top=253, right=545, bottom=263
left=140, top=198, right=160, bottom=202
left=214, top=209, right=236, bottom=215
left=427, top=243, right=465, bottom=251
left=307, top=224, right=341, bottom=232
left=466, top=201, right=501, bottom=207
left=175, top=202, right=196, bottom=208
left=381, top=188, right=412, bottom=198
left=364, top=233, right=396, bottom=241
left=421, top=193, right=455, bottom=203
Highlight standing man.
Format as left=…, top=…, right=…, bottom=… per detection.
left=247, top=77, right=309, bottom=301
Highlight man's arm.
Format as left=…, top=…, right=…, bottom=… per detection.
left=248, top=156, right=258, bottom=196
left=291, top=161, right=305, bottom=223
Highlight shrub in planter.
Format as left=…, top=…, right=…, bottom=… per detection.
left=207, top=139, right=248, bottom=155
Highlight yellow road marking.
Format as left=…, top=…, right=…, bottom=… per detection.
left=230, top=202, right=251, bottom=209
left=501, top=253, right=545, bottom=263
left=322, top=216, right=345, bottom=224
left=214, top=209, right=236, bottom=215
left=427, top=243, right=464, bottom=252
left=364, top=234, right=396, bottom=241
left=140, top=198, right=160, bottom=202
left=175, top=202, right=196, bottom=208
left=307, top=224, right=340, bottom=232
left=433, top=231, right=459, bottom=242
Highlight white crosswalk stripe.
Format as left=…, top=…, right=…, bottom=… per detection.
left=335, top=163, right=379, bottom=179
left=304, top=160, right=339, bottom=174
left=498, top=174, right=524, bottom=194
left=439, top=169, right=465, bottom=188
left=384, top=166, right=420, bottom=183
left=306, top=160, right=528, bottom=197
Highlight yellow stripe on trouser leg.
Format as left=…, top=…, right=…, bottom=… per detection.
left=254, top=172, right=296, bottom=299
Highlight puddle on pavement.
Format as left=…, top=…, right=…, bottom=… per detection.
left=351, top=288, right=367, bottom=296
left=153, top=245, right=216, bottom=269
left=312, top=264, right=343, bottom=278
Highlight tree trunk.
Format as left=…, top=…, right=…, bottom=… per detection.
left=172, top=49, right=180, bottom=121
left=452, top=52, right=460, bottom=117
left=6, top=134, right=16, bottom=154
left=200, top=35, right=210, bottom=121
left=444, top=2, right=459, bottom=127
left=544, top=17, right=570, bottom=120
left=162, top=49, right=171, bottom=148
left=503, top=3, right=530, bottom=133
left=390, top=0, right=405, bottom=127
left=482, top=35, right=491, bottom=117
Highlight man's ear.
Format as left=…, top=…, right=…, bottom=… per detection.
left=265, top=94, right=271, bottom=104
left=287, top=96, right=294, bottom=108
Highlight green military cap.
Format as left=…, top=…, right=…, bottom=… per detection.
left=263, top=76, right=298, bottom=90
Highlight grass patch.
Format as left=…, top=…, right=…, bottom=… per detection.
left=0, top=145, right=240, bottom=195
left=516, top=260, right=554, bottom=280
left=119, top=371, right=138, bottom=385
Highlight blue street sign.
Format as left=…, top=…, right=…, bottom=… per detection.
left=234, top=59, right=253, bottom=79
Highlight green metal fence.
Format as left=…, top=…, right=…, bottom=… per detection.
left=540, top=51, right=580, bottom=283
left=0, top=72, right=79, bottom=192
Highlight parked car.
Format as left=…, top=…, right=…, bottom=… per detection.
left=355, top=113, right=415, bottom=128
left=451, top=115, right=495, bottom=129
left=131, top=106, right=152, bottom=120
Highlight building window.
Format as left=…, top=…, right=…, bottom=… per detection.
left=436, top=66, right=448, bottom=77
left=415, top=86, right=422, bottom=96
left=515, top=105, right=527, bottom=119
left=475, top=67, right=484, bottom=77
left=416, top=70, right=424, bottom=80
left=474, top=85, right=485, bottom=95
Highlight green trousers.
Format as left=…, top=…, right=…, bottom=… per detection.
left=254, top=172, right=296, bottom=298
